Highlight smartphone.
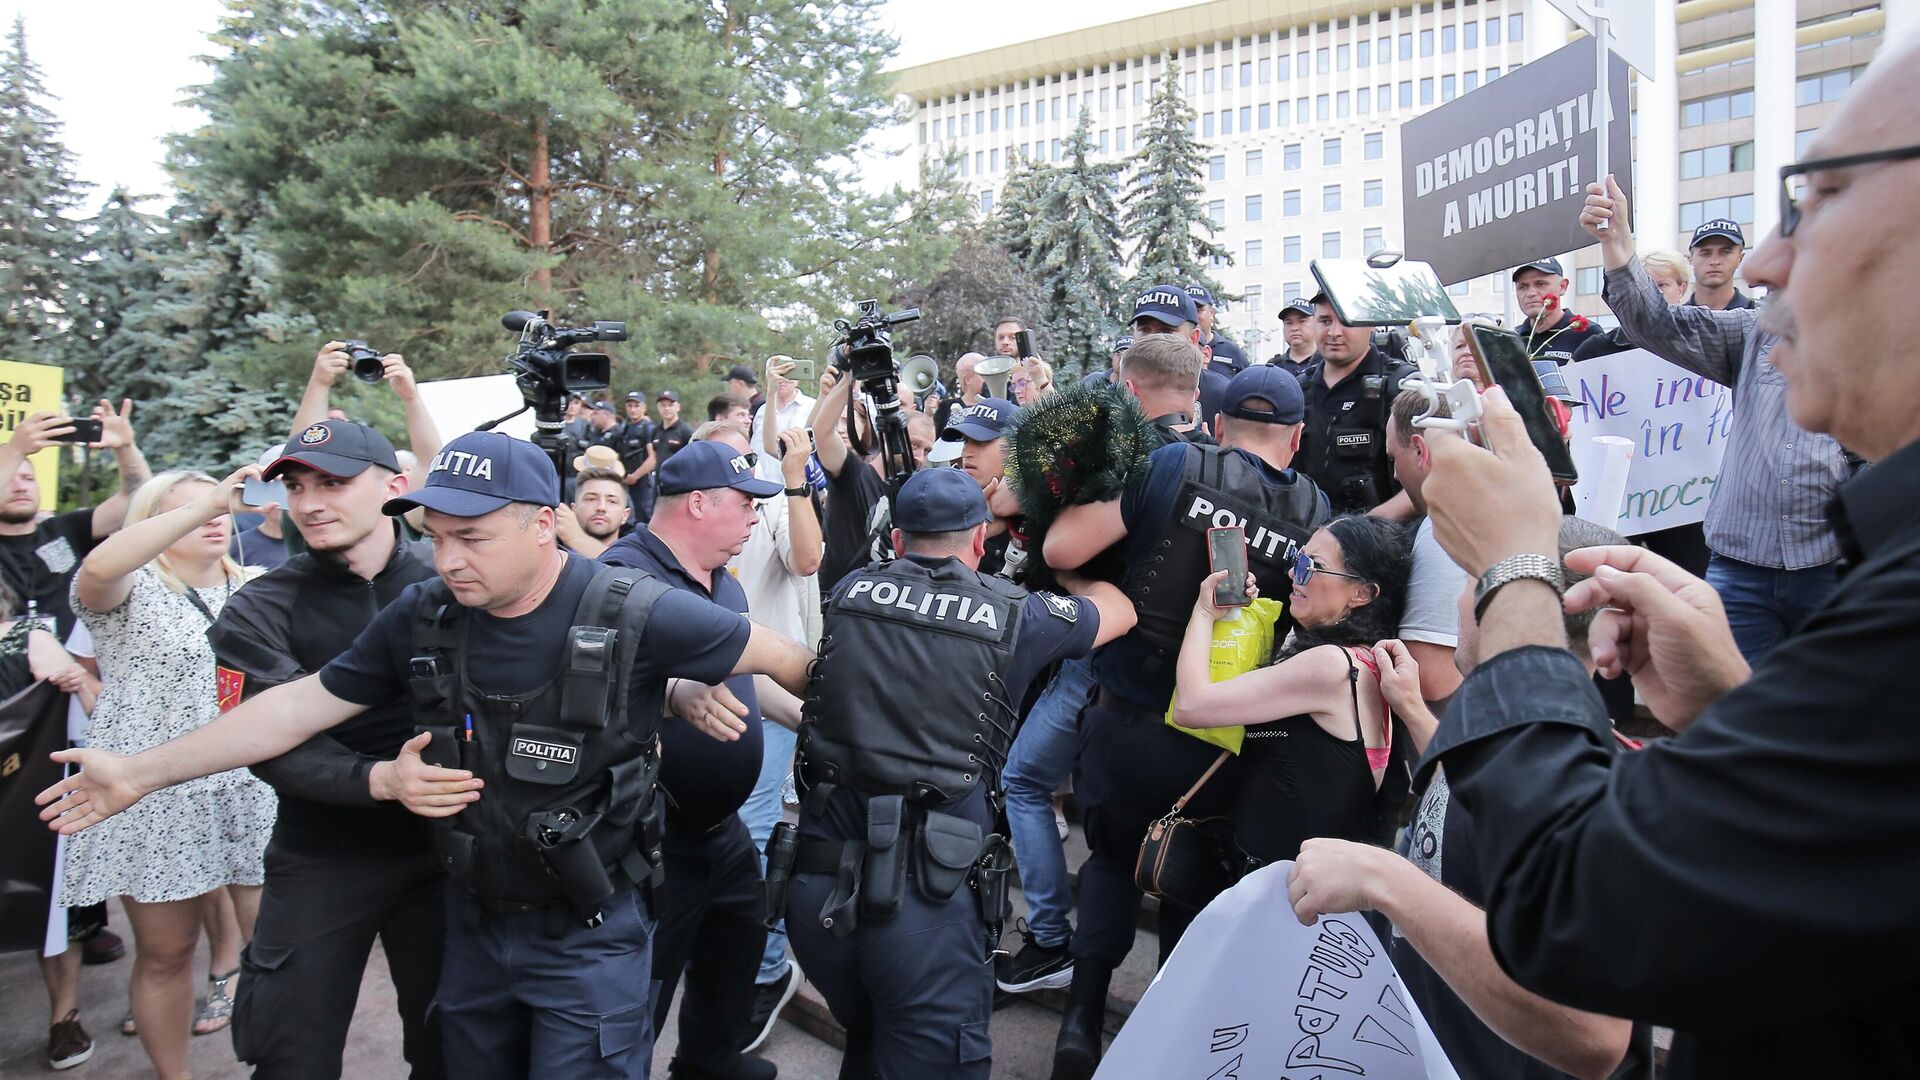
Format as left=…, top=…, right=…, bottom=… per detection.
left=48, top=418, right=103, bottom=444
left=242, top=475, right=288, bottom=507
left=1207, top=526, right=1251, bottom=608
left=1464, top=325, right=1581, bottom=485
left=1014, top=329, right=1036, bottom=361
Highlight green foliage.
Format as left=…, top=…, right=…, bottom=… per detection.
left=1121, top=60, right=1230, bottom=299
left=0, top=17, right=87, bottom=369
left=892, top=231, right=1048, bottom=367
left=1029, top=111, right=1127, bottom=377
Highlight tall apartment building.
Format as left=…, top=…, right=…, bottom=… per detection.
left=893, top=0, right=1905, bottom=355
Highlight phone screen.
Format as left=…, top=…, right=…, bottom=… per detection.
left=1465, top=326, right=1580, bottom=485
left=1208, top=526, right=1250, bottom=608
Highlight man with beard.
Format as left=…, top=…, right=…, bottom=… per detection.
left=558, top=469, right=631, bottom=559
left=205, top=420, right=448, bottom=1078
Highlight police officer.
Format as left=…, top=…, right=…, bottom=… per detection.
left=600, top=438, right=785, bottom=1080
left=40, top=430, right=818, bottom=1080
left=927, top=397, right=1027, bottom=581
left=1130, top=284, right=1227, bottom=435
left=615, top=391, right=658, bottom=520
left=207, top=420, right=445, bottom=1079
left=1295, top=292, right=1419, bottom=515
left=773, top=469, right=1133, bottom=1079
left=1513, top=257, right=1605, bottom=364
left=1270, top=296, right=1321, bottom=378
left=1186, top=284, right=1249, bottom=378
left=1040, top=363, right=1331, bottom=1080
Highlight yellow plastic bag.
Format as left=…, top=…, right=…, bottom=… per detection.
left=1164, top=597, right=1285, bottom=755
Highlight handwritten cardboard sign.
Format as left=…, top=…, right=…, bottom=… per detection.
left=1561, top=349, right=1734, bottom=536
left=1096, top=862, right=1458, bottom=1080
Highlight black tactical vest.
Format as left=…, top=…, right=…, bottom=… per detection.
left=799, top=557, right=1025, bottom=805
left=407, top=567, right=669, bottom=911
left=1121, top=443, right=1329, bottom=655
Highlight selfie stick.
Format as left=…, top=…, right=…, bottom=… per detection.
left=1401, top=316, right=1482, bottom=431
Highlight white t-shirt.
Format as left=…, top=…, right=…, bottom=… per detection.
left=730, top=492, right=823, bottom=651
left=64, top=619, right=94, bottom=745
left=1399, top=517, right=1469, bottom=649
left=750, top=393, right=817, bottom=485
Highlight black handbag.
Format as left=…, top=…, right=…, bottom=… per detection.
left=1133, top=750, right=1238, bottom=910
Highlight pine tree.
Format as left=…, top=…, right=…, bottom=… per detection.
left=987, top=151, right=1057, bottom=273
left=68, top=189, right=171, bottom=405
left=1122, top=60, right=1230, bottom=297
left=0, top=17, right=88, bottom=367
left=1031, top=110, right=1127, bottom=377
left=892, top=232, right=1048, bottom=364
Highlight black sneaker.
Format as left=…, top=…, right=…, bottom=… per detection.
left=49, top=1010, right=94, bottom=1070
left=81, top=929, right=124, bottom=966
left=996, top=923, right=1074, bottom=993
left=741, top=962, right=799, bottom=1054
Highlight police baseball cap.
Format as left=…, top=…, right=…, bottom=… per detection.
left=657, top=439, right=782, bottom=498
left=724, top=364, right=758, bottom=385
left=264, top=420, right=401, bottom=481
left=625, top=391, right=647, bottom=403
left=893, top=468, right=992, bottom=533
left=1220, top=366, right=1306, bottom=424
left=940, top=397, right=1015, bottom=443
left=592, top=399, right=615, bottom=412
left=1690, top=219, right=1746, bottom=249
left=1184, top=284, right=1217, bottom=308
left=1132, top=284, right=1199, bottom=329
left=656, top=389, right=680, bottom=403
left=383, top=431, right=558, bottom=517
left=1513, top=257, right=1565, bottom=279
left=1279, top=297, right=1317, bottom=319
left=1112, top=334, right=1134, bottom=354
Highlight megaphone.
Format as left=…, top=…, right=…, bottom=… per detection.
left=975, top=355, right=1016, bottom=400
left=901, top=353, right=940, bottom=395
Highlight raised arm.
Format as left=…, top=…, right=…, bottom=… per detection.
left=291, top=342, right=352, bottom=432
left=811, top=370, right=857, bottom=477
left=85, top=399, right=152, bottom=537
left=734, top=620, right=816, bottom=699
left=775, top=427, right=823, bottom=577
left=1169, top=570, right=1351, bottom=728
left=75, top=464, right=256, bottom=615
left=382, top=353, right=444, bottom=468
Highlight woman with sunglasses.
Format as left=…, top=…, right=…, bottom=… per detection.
left=1170, top=515, right=1411, bottom=867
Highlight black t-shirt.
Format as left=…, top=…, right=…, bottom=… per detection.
left=615, top=420, right=654, bottom=473
left=819, top=460, right=890, bottom=594
left=231, top=526, right=290, bottom=570
left=1520, top=311, right=1606, bottom=366
left=1296, top=348, right=1406, bottom=514
left=599, top=526, right=763, bottom=833
left=0, top=508, right=97, bottom=639
left=651, top=421, right=695, bottom=466
left=318, top=553, right=749, bottom=761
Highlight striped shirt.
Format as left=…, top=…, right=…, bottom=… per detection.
left=1602, top=257, right=1847, bottom=569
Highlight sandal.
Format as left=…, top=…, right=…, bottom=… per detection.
left=192, top=968, right=238, bottom=1036
left=119, top=1012, right=135, bottom=1037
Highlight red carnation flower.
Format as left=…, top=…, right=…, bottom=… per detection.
left=1569, top=315, right=1591, bottom=332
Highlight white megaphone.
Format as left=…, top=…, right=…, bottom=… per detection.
left=975, top=355, right=1016, bottom=400
left=901, top=353, right=940, bottom=396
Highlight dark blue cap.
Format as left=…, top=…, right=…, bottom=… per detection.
left=384, top=431, right=558, bottom=517
left=657, top=440, right=782, bottom=498
left=893, top=468, right=991, bottom=533
left=1513, top=257, right=1564, bottom=279
left=625, top=390, right=647, bottom=402
left=1690, top=219, right=1745, bottom=249
left=656, top=389, right=681, bottom=403
left=940, top=397, right=1016, bottom=443
left=1220, top=366, right=1306, bottom=424
left=1112, top=334, right=1134, bottom=353
left=1279, top=296, right=1316, bottom=319
left=1132, top=285, right=1198, bottom=329
left=265, top=420, right=400, bottom=480
left=592, top=399, right=615, bottom=412
left=1184, top=284, right=1217, bottom=307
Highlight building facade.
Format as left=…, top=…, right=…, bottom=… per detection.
left=894, top=0, right=1904, bottom=354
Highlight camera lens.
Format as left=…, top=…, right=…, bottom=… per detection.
left=353, top=355, right=386, bottom=384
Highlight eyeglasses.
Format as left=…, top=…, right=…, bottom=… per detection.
left=1779, top=144, right=1920, bottom=238
left=1290, top=551, right=1366, bottom=588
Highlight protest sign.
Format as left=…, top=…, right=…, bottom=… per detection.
left=0, top=359, right=67, bottom=511
left=1097, top=862, right=1458, bottom=1080
left=416, top=373, right=538, bottom=444
left=1561, top=349, right=1733, bottom=535
left=1399, top=37, right=1631, bottom=284
left=0, top=682, right=67, bottom=953
left=1544, top=0, right=1658, bottom=79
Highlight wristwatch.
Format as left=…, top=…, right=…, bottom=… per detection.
left=784, top=485, right=810, bottom=497
left=1473, top=553, right=1566, bottom=621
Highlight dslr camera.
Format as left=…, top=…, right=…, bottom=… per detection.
left=340, top=340, right=387, bottom=384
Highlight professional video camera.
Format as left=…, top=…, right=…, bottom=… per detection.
left=483, top=309, right=625, bottom=479
left=828, top=299, right=921, bottom=485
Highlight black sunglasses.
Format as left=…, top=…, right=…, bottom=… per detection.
left=1780, top=144, right=1920, bottom=238
left=1290, top=551, right=1366, bottom=588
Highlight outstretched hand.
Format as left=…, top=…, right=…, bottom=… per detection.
left=670, top=680, right=751, bottom=742
left=36, top=748, right=145, bottom=835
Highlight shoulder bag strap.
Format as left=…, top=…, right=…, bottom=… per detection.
left=1169, top=749, right=1233, bottom=816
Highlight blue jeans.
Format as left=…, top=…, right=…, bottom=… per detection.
left=1705, top=554, right=1840, bottom=664
left=1001, top=656, right=1097, bottom=949
left=738, top=719, right=797, bottom=983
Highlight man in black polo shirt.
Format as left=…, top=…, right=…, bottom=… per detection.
left=1512, top=257, right=1605, bottom=364
left=616, top=391, right=658, bottom=522
left=1185, top=284, right=1248, bottom=378
left=1295, top=294, right=1416, bottom=515
left=601, top=438, right=785, bottom=1080
left=652, top=391, right=695, bottom=471
left=1686, top=220, right=1755, bottom=311
left=1269, top=296, right=1320, bottom=378
left=207, top=420, right=446, bottom=1079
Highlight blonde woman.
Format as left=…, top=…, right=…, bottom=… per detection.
left=1012, top=357, right=1056, bottom=404
left=60, top=466, right=276, bottom=1080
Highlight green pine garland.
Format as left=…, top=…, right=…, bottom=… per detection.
left=1006, top=381, right=1161, bottom=535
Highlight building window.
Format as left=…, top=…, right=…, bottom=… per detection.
left=1099, top=129, right=1110, bottom=153
left=1364, top=226, right=1386, bottom=254
left=1297, top=50, right=1309, bottom=74
left=1317, top=47, right=1331, bottom=73
left=1284, top=235, right=1303, bottom=262
left=1378, top=85, right=1392, bottom=111
left=1323, top=231, right=1343, bottom=258
left=1487, top=66, right=1501, bottom=81
left=1208, top=199, right=1227, bottom=226
left=1487, top=17, right=1502, bottom=46
left=1052, top=97, right=1062, bottom=120
left=1420, top=29, right=1434, bottom=56
left=1259, top=57, right=1272, bottom=83
left=1337, top=44, right=1351, bottom=70
left=1464, top=21, right=1479, bottom=49
left=1278, top=53, right=1292, bottom=80
left=1204, top=113, right=1216, bottom=137
left=1246, top=194, right=1264, bottom=221
left=990, top=148, right=1000, bottom=171
left=1681, top=89, right=1756, bottom=127
left=1284, top=280, right=1303, bottom=302
left=1241, top=61, right=1254, bottom=86
left=1324, top=137, right=1342, bottom=165
left=1050, top=138, right=1060, bottom=161
left=1442, top=74, right=1457, bottom=101
left=1246, top=149, right=1265, bottom=176
left=1210, top=154, right=1227, bottom=180
left=1508, top=14, right=1524, bottom=41
left=1204, top=68, right=1217, bottom=94
left=1297, top=96, right=1309, bottom=120
left=1115, top=127, right=1128, bottom=152
left=980, top=190, right=994, bottom=213
left=1259, top=103, right=1272, bottom=129
left=1364, top=131, right=1384, bottom=160
left=1285, top=143, right=1303, bottom=170
left=1222, top=109, right=1234, bottom=134
left=1245, top=284, right=1265, bottom=312
left=1796, top=128, right=1817, bottom=156
left=1247, top=239, right=1265, bottom=266
left=1358, top=40, right=1372, bottom=66
left=1679, top=194, right=1757, bottom=231
left=1399, top=33, right=1413, bottom=60
left=1400, top=81, right=1414, bottom=108
left=1324, top=183, right=1343, bottom=211
left=1680, top=141, right=1755, bottom=179
left=1021, top=103, right=1030, bottom=126
left=1447, top=279, right=1472, bottom=296
left=1277, top=99, right=1292, bottom=126
left=1317, top=94, right=1330, bottom=120
left=1365, top=177, right=1385, bottom=206
left=1240, top=105, right=1252, bottom=129
left=1358, top=89, right=1371, bottom=115
left=918, top=122, right=927, bottom=145
left=1796, top=66, right=1867, bottom=106
left=1338, top=91, right=1351, bottom=117
left=1575, top=266, right=1603, bottom=294
left=1421, top=78, right=1435, bottom=105
left=1284, top=190, right=1303, bottom=217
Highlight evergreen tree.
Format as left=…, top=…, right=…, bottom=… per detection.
left=0, top=17, right=87, bottom=367
left=1122, top=60, right=1230, bottom=297
left=69, top=189, right=171, bottom=405
left=892, top=232, right=1048, bottom=364
left=986, top=151, right=1056, bottom=273
left=1030, top=110, right=1126, bottom=377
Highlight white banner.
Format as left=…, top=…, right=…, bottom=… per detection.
left=1096, top=863, right=1458, bottom=1080
left=415, top=373, right=537, bottom=444
left=1561, top=349, right=1734, bottom=536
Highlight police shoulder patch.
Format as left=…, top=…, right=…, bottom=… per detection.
left=1037, top=592, right=1079, bottom=623
left=299, top=424, right=331, bottom=446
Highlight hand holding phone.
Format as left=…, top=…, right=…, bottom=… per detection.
left=48, top=418, right=103, bottom=445
left=1207, top=526, right=1251, bottom=609
left=1014, top=329, right=1036, bottom=362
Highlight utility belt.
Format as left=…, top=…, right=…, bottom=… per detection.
left=762, top=785, right=1011, bottom=950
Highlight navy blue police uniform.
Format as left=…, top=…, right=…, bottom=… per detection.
left=1294, top=293, right=1419, bottom=515
left=617, top=392, right=657, bottom=521
left=209, top=421, right=446, bottom=1079
left=775, top=469, right=1101, bottom=1079
left=1056, top=368, right=1331, bottom=1079
left=315, top=431, right=756, bottom=1080
left=599, top=440, right=785, bottom=1080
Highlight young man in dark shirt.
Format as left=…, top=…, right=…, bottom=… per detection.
left=1512, top=257, right=1605, bottom=365
left=813, top=369, right=937, bottom=593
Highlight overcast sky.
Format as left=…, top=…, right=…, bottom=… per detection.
left=5, top=0, right=1186, bottom=211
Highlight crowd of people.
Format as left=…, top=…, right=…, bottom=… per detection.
left=10, top=33, right=1920, bottom=1080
